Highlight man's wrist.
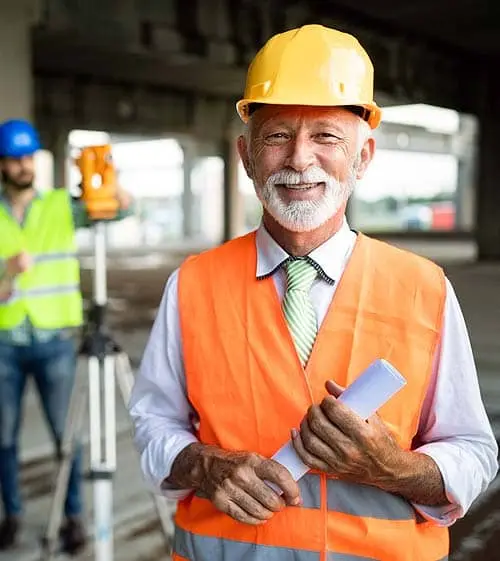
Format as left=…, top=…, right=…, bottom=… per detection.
left=164, top=442, right=210, bottom=491
left=373, top=449, right=448, bottom=506
left=373, top=449, right=416, bottom=494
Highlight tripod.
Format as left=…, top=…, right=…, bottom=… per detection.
left=40, top=221, right=173, bottom=561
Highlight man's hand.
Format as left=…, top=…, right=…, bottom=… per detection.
left=115, top=186, right=132, bottom=210
left=5, top=252, right=31, bottom=278
left=291, top=380, right=403, bottom=487
left=0, top=252, right=31, bottom=301
left=291, top=380, right=448, bottom=506
left=167, top=443, right=301, bottom=525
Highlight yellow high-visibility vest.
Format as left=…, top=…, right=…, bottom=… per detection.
left=0, top=189, right=83, bottom=330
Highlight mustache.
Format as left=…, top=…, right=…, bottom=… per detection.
left=265, top=166, right=334, bottom=187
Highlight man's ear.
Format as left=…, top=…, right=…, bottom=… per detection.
left=237, top=135, right=253, bottom=179
left=356, top=136, right=375, bottom=180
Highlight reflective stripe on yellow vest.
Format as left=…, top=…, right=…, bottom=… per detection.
left=0, top=189, right=83, bottom=330
left=175, top=232, right=449, bottom=561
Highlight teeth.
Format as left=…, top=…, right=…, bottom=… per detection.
left=285, top=183, right=316, bottom=190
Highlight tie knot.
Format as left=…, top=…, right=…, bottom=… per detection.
left=284, top=259, right=317, bottom=292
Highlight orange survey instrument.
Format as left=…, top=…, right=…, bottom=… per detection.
left=76, top=144, right=120, bottom=220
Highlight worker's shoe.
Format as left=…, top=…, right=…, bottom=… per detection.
left=0, top=515, right=20, bottom=550
left=60, top=516, right=87, bottom=556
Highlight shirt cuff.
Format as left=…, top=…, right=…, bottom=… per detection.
left=139, top=432, right=199, bottom=501
left=411, top=501, right=462, bottom=527
left=411, top=444, right=466, bottom=526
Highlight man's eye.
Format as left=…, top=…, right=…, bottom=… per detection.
left=265, top=133, right=290, bottom=144
left=316, top=133, right=340, bottom=139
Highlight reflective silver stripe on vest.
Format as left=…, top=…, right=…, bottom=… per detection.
left=32, top=251, right=77, bottom=264
left=2, top=284, right=80, bottom=305
left=297, top=472, right=321, bottom=509
left=175, top=527, right=381, bottom=561
left=175, top=527, right=319, bottom=560
left=326, top=478, right=415, bottom=521
left=294, top=474, right=416, bottom=521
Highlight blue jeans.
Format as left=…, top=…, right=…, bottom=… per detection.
left=0, top=335, right=83, bottom=518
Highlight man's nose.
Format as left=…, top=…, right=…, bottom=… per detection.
left=285, top=137, right=316, bottom=173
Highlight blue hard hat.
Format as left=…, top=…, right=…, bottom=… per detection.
left=0, top=119, right=41, bottom=158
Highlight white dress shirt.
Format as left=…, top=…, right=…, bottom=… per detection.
left=128, top=220, right=498, bottom=527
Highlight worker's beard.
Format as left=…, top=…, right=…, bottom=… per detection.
left=255, top=162, right=358, bottom=233
left=1, top=170, right=34, bottom=191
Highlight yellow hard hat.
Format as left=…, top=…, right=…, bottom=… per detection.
left=236, top=24, right=382, bottom=129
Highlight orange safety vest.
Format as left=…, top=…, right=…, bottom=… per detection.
left=174, top=231, right=449, bottom=561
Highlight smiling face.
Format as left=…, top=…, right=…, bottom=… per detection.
left=237, top=105, right=375, bottom=234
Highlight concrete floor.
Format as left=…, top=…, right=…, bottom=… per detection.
left=1, top=241, right=499, bottom=561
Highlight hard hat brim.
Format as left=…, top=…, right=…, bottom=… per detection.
left=236, top=99, right=382, bottom=129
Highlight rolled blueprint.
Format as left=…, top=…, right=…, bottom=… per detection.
left=270, top=359, right=407, bottom=487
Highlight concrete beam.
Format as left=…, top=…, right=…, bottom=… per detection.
left=32, top=33, right=246, bottom=98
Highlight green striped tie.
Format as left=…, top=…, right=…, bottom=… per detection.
left=282, top=259, right=318, bottom=366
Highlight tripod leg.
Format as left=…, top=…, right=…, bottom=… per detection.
left=41, top=373, right=88, bottom=561
left=89, top=354, right=117, bottom=561
left=114, top=353, right=174, bottom=551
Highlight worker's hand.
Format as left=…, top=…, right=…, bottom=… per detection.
left=199, top=449, right=301, bottom=524
left=5, top=252, right=31, bottom=278
left=291, top=380, right=404, bottom=487
left=115, top=186, right=132, bottom=210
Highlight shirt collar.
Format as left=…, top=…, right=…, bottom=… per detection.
left=255, top=217, right=356, bottom=284
left=0, top=189, right=41, bottom=204
left=0, top=189, right=41, bottom=224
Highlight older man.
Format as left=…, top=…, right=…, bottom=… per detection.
left=129, top=24, right=497, bottom=561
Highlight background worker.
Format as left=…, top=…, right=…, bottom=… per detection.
left=129, top=25, right=498, bottom=561
left=0, top=119, right=133, bottom=554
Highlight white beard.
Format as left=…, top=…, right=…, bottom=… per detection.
left=254, top=165, right=357, bottom=233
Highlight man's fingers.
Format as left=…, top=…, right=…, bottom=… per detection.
left=241, top=479, right=285, bottom=513
left=325, top=380, right=344, bottom=398
left=291, top=428, right=331, bottom=473
left=320, top=396, right=366, bottom=439
left=213, top=485, right=272, bottom=523
left=256, top=460, right=301, bottom=507
left=229, top=484, right=276, bottom=520
left=224, top=499, right=266, bottom=525
left=307, top=404, right=350, bottom=451
left=300, top=416, right=342, bottom=466
left=7, top=253, right=30, bottom=276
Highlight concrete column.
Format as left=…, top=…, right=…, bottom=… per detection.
left=454, top=115, right=477, bottom=232
left=222, top=135, right=244, bottom=241
left=182, top=141, right=197, bottom=238
left=476, top=62, right=500, bottom=260
left=0, top=1, right=39, bottom=122
left=52, top=130, right=70, bottom=188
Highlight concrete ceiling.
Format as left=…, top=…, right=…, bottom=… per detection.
left=315, top=0, right=497, bottom=56
left=32, top=0, right=498, bottom=132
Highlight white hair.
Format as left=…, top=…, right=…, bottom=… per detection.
left=356, top=118, right=372, bottom=153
